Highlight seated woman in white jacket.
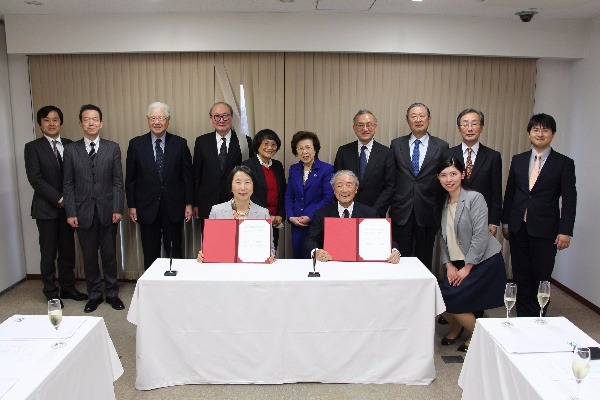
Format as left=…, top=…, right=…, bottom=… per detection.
left=197, top=165, right=275, bottom=263
left=437, top=157, right=506, bottom=352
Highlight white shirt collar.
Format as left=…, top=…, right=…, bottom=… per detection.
left=337, top=201, right=355, bottom=217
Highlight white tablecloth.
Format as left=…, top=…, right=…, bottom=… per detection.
left=459, top=317, right=600, bottom=400
left=0, top=315, right=123, bottom=400
left=127, top=258, right=445, bottom=389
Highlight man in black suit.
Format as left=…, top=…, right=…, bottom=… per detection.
left=193, top=102, right=253, bottom=225
left=126, top=102, right=194, bottom=270
left=24, top=105, right=88, bottom=306
left=333, top=109, right=394, bottom=217
left=63, top=104, right=125, bottom=313
left=502, top=113, right=577, bottom=317
left=305, top=170, right=400, bottom=263
left=444, top=109, right=502, bottom=235
left=390, top=103, right=449, bottom=270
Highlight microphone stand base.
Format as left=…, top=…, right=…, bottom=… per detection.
left=308, top=271, right=320, bottom=277
left=164, top=270, right=178, bottom=276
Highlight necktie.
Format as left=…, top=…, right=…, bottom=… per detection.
left=88, top=142, right=96, bottom=161
left=343, top=209, right=350, bottom=218
left=155, top=138, right=164, bottom=180
left=529, top=155, right=540, bottom=190
left=358, top=145, right=367, bottom=180
left=466, top=147, right=473, bottom=179
left=52, top=140, right=63, bottom=171
left=219, top=137, right=227, bottom=170
left=411, top=139, right=421, bottom=176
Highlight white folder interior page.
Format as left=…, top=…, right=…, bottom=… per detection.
left=490, top=323, right=582, bottom=354
left=358, top=219, right=391, bottom=261
left=237, top=219, right=271, bottom=263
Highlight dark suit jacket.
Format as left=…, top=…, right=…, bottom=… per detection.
left=193, top=131, right=253, bottom=220
left=305, top=201, right=397, bottom=254
left=24, top=137, right=73, bottom=219
left=390, top=133, right=449, bottom=227
left=242, top=156, right=286, bottom=217
left=333, top=140, right=394, bottom=217
left=63, top=139, right=125, bottom=229
left=502, top=149, right=576, bottom=238
left=125, top=132, right=194, bottom=224
left=444, top=143, right=502, bottom=225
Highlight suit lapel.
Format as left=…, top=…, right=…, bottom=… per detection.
left=454, top=189, right=467, bottom=233
left=469, top=145, right=487, bottom=183
left=532, top=149, right=554, bottom=190
left=74, top=139, right=92, bottom=171
left=516, top=152, right=531, bottom=192
left=420, top=135, right=438, bottom=173
left=40, top=138, right=62, bottom=175
left=162, top=132, right=175, bottom=181
left=222, top=132, right=241, bottom=174
left=252, top=157, right=267, bottom=193
left=303, top=159, right=322, bottom=191
left=142, top=133, right=161, bottom=183
left=362, top=142, right=380, bottom=183
left=400, top=135, right=412, bottom=171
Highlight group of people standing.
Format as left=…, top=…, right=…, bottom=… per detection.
left=26, top=100, right=577, bottom=354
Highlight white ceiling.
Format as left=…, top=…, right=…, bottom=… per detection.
left=1, top=0, right=600, bottom=21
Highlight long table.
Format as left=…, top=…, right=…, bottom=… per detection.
left=459, top=317, right=600, bottom=400
left=127, top=258, right=445, bottom=390
left=0, top=315, right=123, bottom=400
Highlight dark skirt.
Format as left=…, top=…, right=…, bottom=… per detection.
left=441, top=252, right=507, bottom=314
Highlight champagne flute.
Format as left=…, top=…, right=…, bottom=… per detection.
left=535, top=281, right=550, bottom=325
left=502, top=283, right=517, bottom=327
left=568, top=347, right=590, bottom=400
left=48, top=299, right=66, bottom=349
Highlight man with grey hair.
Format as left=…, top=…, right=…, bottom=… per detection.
left=390, top=102, right=449, bottom=271
left=125, top=102, right=194, bottom=270
left=304, top=170, right=400, bottom=263
left=334, top=109, right=394, bottom=217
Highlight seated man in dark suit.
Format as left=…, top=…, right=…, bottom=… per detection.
left=305, top=170, right=400, bottom=264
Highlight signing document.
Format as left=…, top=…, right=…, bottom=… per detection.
left=358, top=219, right=392, bottom=261
left=237, top=219, right=271, bottom=263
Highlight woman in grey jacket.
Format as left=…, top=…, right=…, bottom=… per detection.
left=437, top=157, right=507, bottom=352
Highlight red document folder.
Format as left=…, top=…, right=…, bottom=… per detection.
left=202, top=219, right=272, bottom=263
left=323, top=218, right=358, bottom=261
left=202, top=219, right=238, bottom=262
left=323, top=218, right=391, bottom=261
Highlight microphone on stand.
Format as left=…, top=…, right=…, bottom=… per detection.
left=308, top=251, right=320, bottom=277
left=164, top=240, right=178, bottom=276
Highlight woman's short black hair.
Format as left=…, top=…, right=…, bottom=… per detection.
left=228, top=165, right=258, bottom=192
left=437, top=156, right=470, bottom=190
left=252, top=129, right=281, bottom=154
left=290, top=131, right=320, bottom=157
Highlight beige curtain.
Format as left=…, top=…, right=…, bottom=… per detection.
left=29, top=52, right=535, bottom=279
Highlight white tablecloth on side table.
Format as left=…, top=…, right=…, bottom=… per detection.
left=127, top=258, right=445, bottom=389
left=459, top=317, right=600, bottom=400
left=0, top=315, right=123, bottom=400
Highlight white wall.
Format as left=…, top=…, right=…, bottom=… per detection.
left=4, top=13, right=586, bottom=59
left=3, top=12, right=599, bottom=306
left=535, top=17, right=600, bottom=307
left=0, top=23, right=26, bottom=292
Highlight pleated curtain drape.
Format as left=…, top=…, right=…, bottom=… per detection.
left=29, top=52, right=535, bottom=279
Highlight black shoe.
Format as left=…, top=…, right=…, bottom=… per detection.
left=438, top=315, right=449, bottom=325
left=60, top=289, right=89, bottom=301
left=84, top=297, right=103, bottom=313
left=106, top=296, right=125, bottom=310
left=457, top=342, right=469, bottom=352
left=441, top=327, right=464, bottom=346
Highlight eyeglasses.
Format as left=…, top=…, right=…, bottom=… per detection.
left=260, top=142, right=278, bottom=149
left=212, top=114, right=231, bottom=122
left=148, top=116, right=168, bottom=122
left=354, top=123, right=376, bottom=130
left=296, top=145, right=314, bottom=153
left=82, top=117, right=100, bottom=123
left=460, top=122, right=482, bottom=129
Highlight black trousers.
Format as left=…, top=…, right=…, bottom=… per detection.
left=392, top=210, right=437, bottom=271
left=76, top=209, right=119, bottom=300
left=35, top=208, right=76, bottom=299
left=509, top=222, right=557, bottom=317
left=139, top=199, right=183, bottom=270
